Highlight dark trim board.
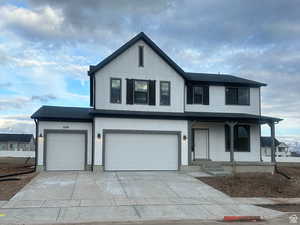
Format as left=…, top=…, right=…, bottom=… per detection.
left=102, top=129, right=182, bottom=171
left=43, top=129, right=88, bottom=171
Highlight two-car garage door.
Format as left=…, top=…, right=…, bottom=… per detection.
left=104, top=131, right=180, bottom=171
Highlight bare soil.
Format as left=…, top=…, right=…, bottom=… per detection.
left=0, top=158, right=37, bottom=200
left=198, top=167, right=300, bottom=198
left=257, top=204, right=300, bottom=212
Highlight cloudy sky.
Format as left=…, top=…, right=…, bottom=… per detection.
left=0, top=0, right=299, bottom=137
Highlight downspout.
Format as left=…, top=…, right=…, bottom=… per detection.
left=34, top=119, right=38, bottom=172
left=91, top=118, right=95, bottom=171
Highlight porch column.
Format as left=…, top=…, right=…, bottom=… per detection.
left=268, top=122, right=276, bottom=163
left=226, top=121, right=237, bottom=163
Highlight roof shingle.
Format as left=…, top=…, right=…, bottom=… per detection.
left=0, top=134, right=33, bottom=142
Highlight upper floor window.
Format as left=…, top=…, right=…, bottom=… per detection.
left=225, top=87, right=250, bottom=105
left=126, top=79, right=156, bottom=105
left=134, top=80, right=148, bottom=104
left=186, top=84, right=209, bottom=105
left=225, top=124, right=250, bottom=152
left=193, top=86, right=204, bottom=104
left=110, top=78, right=121, bottom=104
left=160, top=81, right=170, bottom=105
left=138, top=46, right=144, bottom=67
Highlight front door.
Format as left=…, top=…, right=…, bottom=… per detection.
left=194, top=129, right=209, bottom=159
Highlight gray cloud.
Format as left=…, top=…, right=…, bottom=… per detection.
left=0, top=82, right=12, bottom=88
left=0, top=0, right=299, bottom=133
left=31, top=94, right=56, bottom=103
left=0, top=94, right=57, bottom=111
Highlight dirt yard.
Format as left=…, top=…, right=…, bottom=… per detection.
left=198, top=166, right=300, bottom=198
left=0, top=157, right=37, bottom=200
left=257, top=204, right=300, bottom=212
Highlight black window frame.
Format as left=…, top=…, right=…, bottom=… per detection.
left=225, top=87, right=250, bottom=105
left=192, top=86, right=204, bottom=104
left=110, top=78, right=122, bottom=104
left=138, top=45, right=144, bottom=67
left=133, top=79, right=149, bottom=105
left=225, top=124, right=251, bottom=152
left=160, top=81, right=171, bottom=106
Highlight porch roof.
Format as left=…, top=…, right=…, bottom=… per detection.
left=90, top=109, right=282, bottom=123
left=31, top=106, right=282, bottom=123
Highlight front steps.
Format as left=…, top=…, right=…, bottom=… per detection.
left=191, top=160, right=232, bottom=176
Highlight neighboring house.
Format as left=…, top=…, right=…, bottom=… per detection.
left=277, top=142, right=290, bottom=157
left=261, top=137, right=290, bottom=157
left=31, top=32, right=282, bottom=172
left=0, top=134, right=35, bottom=157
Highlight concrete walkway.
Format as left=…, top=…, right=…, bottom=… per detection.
left=0, top=171, right=283, bottom=224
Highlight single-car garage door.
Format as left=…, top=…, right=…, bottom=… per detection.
left=104, top=131, right=180, bottom=171
left=45, top=131, right=86, bottom=171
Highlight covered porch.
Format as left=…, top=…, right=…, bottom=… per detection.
left=186, top=112, right=282, bottom=173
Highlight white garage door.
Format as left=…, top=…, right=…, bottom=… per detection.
left=46, top=132, right=86, bottom=171
left=104, top=132, right=179, bottom=171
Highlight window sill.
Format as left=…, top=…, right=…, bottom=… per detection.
left=225, top=104, right=250, bottom=106
left=225, top=150, right=251, bottom=153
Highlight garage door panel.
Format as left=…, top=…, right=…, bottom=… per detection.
left=105, top=132, right=179, bottom=171
left=46, top=133, right=85, bottom=171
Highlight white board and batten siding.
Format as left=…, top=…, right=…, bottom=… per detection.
left=185, top=86, right=260, bottom=115
left=37, top=121, right=92, bottom=169
left=193, top=122, right=261, bottom=161
left=94, top=40, right=185, bottom=113
left=94, top=118, right=188, bottom=169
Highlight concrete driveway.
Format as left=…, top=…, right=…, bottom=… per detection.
left=0, top=171, right=283, bottom=224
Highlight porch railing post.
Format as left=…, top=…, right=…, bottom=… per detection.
left=269, top=122, right=276, bottom=163
left=226, top=121, right=237, bottom=163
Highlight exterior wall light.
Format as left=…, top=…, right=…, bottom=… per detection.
left=97, top=133, right=101, bottom=139
left=39, top=133, right=43, bottom=138
left=183, top=135, right=187, bottom=142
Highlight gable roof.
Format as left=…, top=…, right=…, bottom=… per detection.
left=88, top=32, right=267, bottom=88
left=88, top=32, right=186, bottom=78
left=0, top=134, right=33, bottom=142
left=261, top=137, right=281, bottom=147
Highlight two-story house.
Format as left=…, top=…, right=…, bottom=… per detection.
left=31, top=32, right=282, bottom=172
